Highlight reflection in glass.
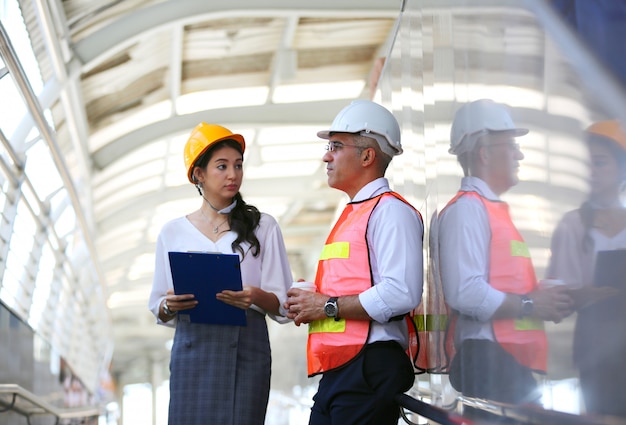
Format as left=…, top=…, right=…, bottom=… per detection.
left=437, top=100, right=562, bottom=423
left=547, top=121, right=626, bottom=418
left=378, top=0, right=626, bottom=422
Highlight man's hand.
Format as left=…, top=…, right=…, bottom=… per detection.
left=529, top=285, right=574, bottom=323
left=284, top=288, right=327, bottom=326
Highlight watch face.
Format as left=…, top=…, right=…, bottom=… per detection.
left=521, top=297, right=533, bottom=316
left=324, top=299, right=337, bottom=317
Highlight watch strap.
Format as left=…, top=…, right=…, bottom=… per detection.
left=324, top=296, right=339, bottom=320
left=163, top=299, right=176, bottom=316
left=519, top=295, right=533, bottom=317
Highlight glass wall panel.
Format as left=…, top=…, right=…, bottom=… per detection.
left=378, top=0, right=626, bottom=422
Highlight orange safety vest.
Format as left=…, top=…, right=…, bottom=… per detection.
left=443, top=191, right=547, bottom=373
left=307, top=192, right=422, bottom=377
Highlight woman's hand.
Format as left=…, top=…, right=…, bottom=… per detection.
left=216, top=285, right=256, bottom=310
left=568, top=286, right=620, bottom=310
left=159, top=289, right=197, bottom=321
left=164, top=288, right=198, bottom=312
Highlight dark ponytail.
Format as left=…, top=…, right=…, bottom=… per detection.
left=194, top=139, right=262, bottom=258
left=230, top=192, right=261, bottom=258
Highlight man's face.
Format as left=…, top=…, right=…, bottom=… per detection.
left=322, top=133, right=365, bottom=197
left=481, top=132, right=525, bottom=193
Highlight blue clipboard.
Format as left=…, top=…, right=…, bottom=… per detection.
left=168, top=251, right=247, bottom=326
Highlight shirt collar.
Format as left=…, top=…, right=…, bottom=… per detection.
left=460, top=176, right=500, bottom=201
left=351, top=177, right=390, bottom=202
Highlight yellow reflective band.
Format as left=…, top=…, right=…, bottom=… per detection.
left=319, top=242, right=350, bottom=260
left=309, top=318, right=347, bottom=334
left=515, top=317, right=544, bottom=331
left=413, top=314, right=448, bottom=332
left=510, top=240, right=530, bottom=258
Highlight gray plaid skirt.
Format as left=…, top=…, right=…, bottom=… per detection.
left=168, top=309, right=271, bottom=425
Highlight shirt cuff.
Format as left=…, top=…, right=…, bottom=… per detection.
left=476, top=287, right=506, bottom=321
left=359, top=287, right=393, bottom=323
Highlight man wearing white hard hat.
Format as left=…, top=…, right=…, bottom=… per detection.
left=438, top=99, right=574, bottom=419
left=285, top=100, right=424, bottom=425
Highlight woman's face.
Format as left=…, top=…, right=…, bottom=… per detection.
left=195, top=145, right=243, bottom=200
left=588, top=141, right=624, bottom=199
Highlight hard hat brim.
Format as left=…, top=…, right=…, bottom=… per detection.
left=448, top=127, right=528, bottom=155
left=186, top=133, right=246, bottom=183
left=317, top=130, right=333, bottom=140
left=586, top=120, right=626, bottom=151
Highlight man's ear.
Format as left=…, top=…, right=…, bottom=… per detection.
left=478, top=145, right=490, bottom=165
left=361, top=147, right=375, bottom=166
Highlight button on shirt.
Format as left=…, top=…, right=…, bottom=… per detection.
left=353, top=178, right=424, bottom=348
left=438, top=176, right=507, bottom=343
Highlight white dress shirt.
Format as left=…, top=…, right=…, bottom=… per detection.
left=148, top=213, right=293, bottom=327
left=438, top=176, right=507, bottom=343
left=352, top=178, right=424, bottom=348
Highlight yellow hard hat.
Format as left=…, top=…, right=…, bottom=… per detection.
left=586, top=120, right=626, bottom=151
left=184, top=122, right=246, bottom=183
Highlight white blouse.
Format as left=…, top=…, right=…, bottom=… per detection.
left=148, top=212, right=293, bottom=327
left=547, top=208, right=626, bottom=288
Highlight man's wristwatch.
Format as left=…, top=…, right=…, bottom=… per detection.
left=324, top=297, right=339, bottom=321
left=162, top=299, right=176, bottom=317
left=520, top=295, right=534, bottom=317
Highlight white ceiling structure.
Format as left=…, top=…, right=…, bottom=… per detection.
left=21, top=0, right=626, bottom=389
left=20, top=0, right=403, bottom=384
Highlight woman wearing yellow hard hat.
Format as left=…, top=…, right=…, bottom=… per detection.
left=149, top=122, right=293, bottom=425
left=547, top=120, right=626, bottom=418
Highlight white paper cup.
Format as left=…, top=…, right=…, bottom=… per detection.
left=539, top=279, right=564, bottom=289
left=290, top=281, right=316, bottom=292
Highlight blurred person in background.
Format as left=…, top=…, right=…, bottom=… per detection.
left=438, top=99, right=574, bottom=421
left=547, top=120, right=626, bottom=418
left=148, top=123, right=292, bottom=425
left=285, top=100, right=424, bottom=425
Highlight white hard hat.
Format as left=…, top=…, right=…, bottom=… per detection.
left=449, top=99, right=528, bottom=155
left=317, top=100, right=403, bottom=156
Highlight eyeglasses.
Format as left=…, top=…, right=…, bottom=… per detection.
left=485, top=141, right=520, bottom=151
left=325, top=141, right=362, bottom=152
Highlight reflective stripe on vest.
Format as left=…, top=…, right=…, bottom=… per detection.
left=445, top=191, right=547, bottom=372
left=307, top=192, right=421, bottom=376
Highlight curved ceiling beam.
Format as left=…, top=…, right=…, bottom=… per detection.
left=73, top=0, right=400, bottom=67
left=91, top=99, right=354, bottom=169
left=95, top=172, right=337, bottom=228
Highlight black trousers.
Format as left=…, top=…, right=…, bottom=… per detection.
left=450, top=339, right=540, bottom=404
left=449, top=339, right=541, bottom=423
left=309, top=341, right=415, bottom=425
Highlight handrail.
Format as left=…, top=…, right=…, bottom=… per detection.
left=395, top=393, right=474, bottom=425
left=0, top=384, right=99, bottom=424
left=396, top=391, right=626, bottom=425
left=456, top=395, right=626, bottom=425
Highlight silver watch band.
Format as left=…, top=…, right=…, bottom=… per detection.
left=163, top=299, right=176, bottom=316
